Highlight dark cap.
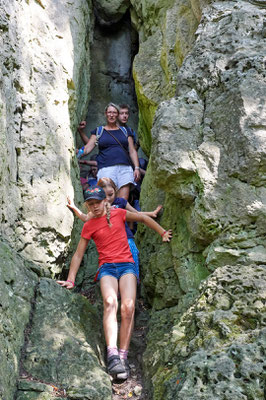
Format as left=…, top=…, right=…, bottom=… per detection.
left=84, top=186, right=106, bottom=202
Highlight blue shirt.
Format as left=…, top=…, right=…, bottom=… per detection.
left=87, top=177, right=97, bottom=187
left=125, top=125, right=136, bottom=143
left=112, top=197, right=134, bottom=239
left=91, top=128, right=134, bottom=170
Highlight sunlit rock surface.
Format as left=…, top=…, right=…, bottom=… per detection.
left=137, top=0, right=266, bottom=398
left=21, top=279, right=111, bottom=400
left=0, top=0, right=266, bottom=399
left=143, top=264, right=266, bottom=399
left=93, top=0, right=130, bottom=25
left=0, top=0, right=92, bottom=275
left=131, top=0, right=200, bottom=154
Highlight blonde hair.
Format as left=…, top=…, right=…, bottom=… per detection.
left=104, top=102, right=120, bottom=113
left=105, top=202, right=112, bottom=227
left=97, top=177, right=117, bottom=193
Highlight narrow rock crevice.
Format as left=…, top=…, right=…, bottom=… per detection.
left=17, top=281, right=39, bottom=383
left=79, top=8, right=139, bottom=144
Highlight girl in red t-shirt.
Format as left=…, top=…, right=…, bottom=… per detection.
left=57, top=186, right=171, bottom=380
left=67, top=177, right=162, bottom=283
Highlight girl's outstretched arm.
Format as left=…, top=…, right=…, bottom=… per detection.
left=125, top=211, right=172, bottom=242
left=67, top=196, right=91, bottom=222
left=57, top=237, right=88, bottom=289
left=125, top=202, right=163, bottom=218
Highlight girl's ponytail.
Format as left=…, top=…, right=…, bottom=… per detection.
left=105, top=202, right=112, bottom=228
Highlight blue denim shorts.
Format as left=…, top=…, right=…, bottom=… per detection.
left=97, top=262, right=137, bottom=281
left=128, top=239, right=139, bottom=282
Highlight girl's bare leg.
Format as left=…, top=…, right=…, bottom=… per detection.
left=100, top=275, right=119, bottom=347
left=119, top=274, right=137, bottom=350
left=117, top=184, right=130, bottom=201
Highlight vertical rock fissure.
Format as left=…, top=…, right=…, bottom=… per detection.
left=17, top=281, right=39, bottom=384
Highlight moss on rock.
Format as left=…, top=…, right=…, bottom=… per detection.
left=0, top=240, right=38, bottom=400
left=143, top=264, right=266, bottom=399
left=21, top=278, right=111, bottom=399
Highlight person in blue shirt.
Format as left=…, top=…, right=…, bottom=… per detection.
left=118, top=104, right=137, bottom=144
left=77, top=103, right=140, bottom=200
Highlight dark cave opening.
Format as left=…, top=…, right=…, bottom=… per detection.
left=78, top=9, right=139, bottom=145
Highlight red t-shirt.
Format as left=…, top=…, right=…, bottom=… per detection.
left=81, top=208, right=134, bottom=266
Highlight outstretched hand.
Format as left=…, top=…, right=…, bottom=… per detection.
left=56, top=280, right=75, bottom=289
left=162, top=229, right=172, bottom=242
left=152, top=205, right=163, bottom=218
left=67, top=196, right=75, bottom=210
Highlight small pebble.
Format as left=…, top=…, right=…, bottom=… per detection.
left=134, top=385, right=142, bottom=396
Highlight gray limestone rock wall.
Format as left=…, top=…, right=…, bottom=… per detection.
left=134, top=0, right=266, bottom=398
left=20, top=279, right=111, bottom=400
left=143, top=264, right=266, bottom=399
left=0, top=2, right=111, bottom=399
left=0, top=0, right=266, bottom=399
left=0, top=240, right=38, bottom=400
left=0, top=0, right=92, bottom=275
left=0, top=239, right=112, bottom=400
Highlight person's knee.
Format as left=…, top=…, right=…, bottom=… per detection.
left=121, top=299, right=135, bottom=320
left=104, top=295, right=118, bottom=313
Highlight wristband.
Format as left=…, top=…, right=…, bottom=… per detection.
left=160, top=230, right=167, bottom=237
left=66, top=279, right=75, bottom=287
left=135, top=166, right=140, bottom=170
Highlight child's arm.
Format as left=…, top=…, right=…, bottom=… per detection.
left=57, top=237, right=88, bottom=289
left=78, top=160, right=97, bottom=166
left=67, top=196, right=90, bottom=222
left=125, top=211, right=172, bottom=242
left=125, top=202, right=163, bottom=219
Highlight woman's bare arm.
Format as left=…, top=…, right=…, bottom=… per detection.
left=128, top=136, right=140, bottom=182
left=83, top=134, right=97, bottom=155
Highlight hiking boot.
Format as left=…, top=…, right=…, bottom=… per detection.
left=107, top=355, right=126, bottom=376
left=116, top=358, right=130, bottom=380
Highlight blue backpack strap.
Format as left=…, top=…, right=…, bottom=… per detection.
left=95, top=126, right=104, bottom=145
left=118, top=126, right=128, bottom=138
left=120, top=126, right=137, bottom=143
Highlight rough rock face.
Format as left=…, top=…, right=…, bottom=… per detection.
left=1, top=0, right=266, bottom=399
left=93, top=0, right=130, bottom=25
left=0, top=240, right=110, bottom=400
left=136, top=0, right=266, bottom=397
left=0, top=241, right=38, bottom=400
left=0, top=0, right=92, bottom=275
left=143, top=264, right=266, bottom=399
left=20, top=279, right=111, bottom=400
left=131, top=0, right=201, bottom=154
